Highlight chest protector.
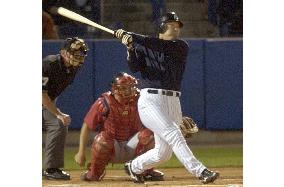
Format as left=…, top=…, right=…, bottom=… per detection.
left=102, top=92, right=142, bottom=141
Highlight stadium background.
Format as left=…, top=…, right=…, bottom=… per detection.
left=43, top=38, right=242, bottom=130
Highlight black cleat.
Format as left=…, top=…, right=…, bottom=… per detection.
left=199, top=168, right=219, bottom=184
left=43, top=168, right=70, bottom=180
left=124, top=161, right=144, bottom=183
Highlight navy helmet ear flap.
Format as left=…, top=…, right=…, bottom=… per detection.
left=159, top=22, right=167, bottom=34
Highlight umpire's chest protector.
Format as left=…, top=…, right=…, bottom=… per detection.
left=102, top=93, right=142, bottom=141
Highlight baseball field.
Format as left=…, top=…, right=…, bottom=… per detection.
left=43, top=145, right=243, bottom=187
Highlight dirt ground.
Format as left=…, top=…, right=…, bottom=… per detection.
left=43, top=167, right=243, bottom=187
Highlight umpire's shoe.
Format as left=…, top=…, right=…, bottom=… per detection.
left=199, top=168, right=219, bottom=184
left=43, top=168, right=70, bottom=180
left=124, top=161, right=144, bottom=183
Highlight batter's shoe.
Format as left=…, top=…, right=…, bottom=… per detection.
left=124, top=161, right=144, bottom=183
left=43, top=168, right=70, bottom=180
left=199, top=168, right=219, bottom=184
left=143, top=168, right=164, bottom=181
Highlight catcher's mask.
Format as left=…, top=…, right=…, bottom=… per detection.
left=159, top=12, right=183, bottom=34
left=111, top=72, right=139, bottom=100
left=61, top=37, right=88, bottom=67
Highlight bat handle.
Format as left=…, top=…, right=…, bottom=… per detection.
left=113, top=30, right=133, bottom=48
left=113, top=30, right=117, bottom=38
left=113, top=30, right=128, bottom=39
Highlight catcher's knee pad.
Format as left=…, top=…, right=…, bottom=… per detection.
left=138, top=129, right=154, bottom=145
left=87, top=132, right=114, bottom=181
left=135, top=129, right=154, bottom=155
left=93, top=131, right=114, bottom=155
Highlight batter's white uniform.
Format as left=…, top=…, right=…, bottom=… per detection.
left=131, top=88, right=206, bottom=177
left=126, top=31, right=207, bottom=177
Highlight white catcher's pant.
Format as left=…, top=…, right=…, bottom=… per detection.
left=131, top=88, right=206, bottom=177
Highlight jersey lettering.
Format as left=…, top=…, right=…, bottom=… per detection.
left=140, top=46, right=165, bottom=71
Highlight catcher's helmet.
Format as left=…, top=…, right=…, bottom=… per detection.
left=111, top=72, right=139, bottom=100
left=159, top=12, right=183, bottom=33
left=61, top=37, right=88, bottom=66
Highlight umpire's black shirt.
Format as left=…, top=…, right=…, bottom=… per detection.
left=42, top=54, right=79, bottom=101
left=127, top=33, right=189, bottom=91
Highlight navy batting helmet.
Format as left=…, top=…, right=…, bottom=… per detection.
left=159, top=12, right=183, bottom=33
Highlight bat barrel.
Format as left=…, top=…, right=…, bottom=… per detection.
left=57, top=7, right=114, bottom=35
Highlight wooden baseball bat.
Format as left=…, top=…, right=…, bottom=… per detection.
left=57, top=7, right=115, bottom=35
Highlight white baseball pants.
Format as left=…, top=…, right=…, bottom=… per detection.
left=131, top=88, right=206, bottom=177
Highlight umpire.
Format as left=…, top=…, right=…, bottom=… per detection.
left=42, top=37, right=88, bottom=180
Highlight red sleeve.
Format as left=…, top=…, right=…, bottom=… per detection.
left=84, top=97, right=108, bottom=130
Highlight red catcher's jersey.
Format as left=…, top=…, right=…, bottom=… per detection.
left=84, top=91, right=143, bottom=141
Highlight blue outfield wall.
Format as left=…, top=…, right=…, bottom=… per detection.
left=42, top=38, right=243, bottom=130
left=181, top=39, right=205, bottom=129
left=93, top=40, right=132, bottom=99
left=204, top=39, right=243, bottom=130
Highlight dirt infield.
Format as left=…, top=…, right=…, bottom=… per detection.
left=43, top=167, right=242, bottom=187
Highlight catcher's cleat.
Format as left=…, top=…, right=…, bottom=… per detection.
left=80, top=164, right=106, bottom=181
left=198, top=168, right=219, bottom=184
left=124, top=161, right=144, bottom=183
left=143, top=168, right=164, bottom=181
left=80, top=171, right=92, bottom=181
left=80, top=170, right=106, bottom=181
left=43, top=168, right=70, bottom=180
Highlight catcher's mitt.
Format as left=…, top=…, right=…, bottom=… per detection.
left=180, top=116, right=199, bottom=138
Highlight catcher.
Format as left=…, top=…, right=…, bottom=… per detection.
left=74, top=72, right=164, bottom=181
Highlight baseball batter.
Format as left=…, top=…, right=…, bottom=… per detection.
left=74, top=72, right=164, bottom=181
left=115, top=12, right=219, bottom=184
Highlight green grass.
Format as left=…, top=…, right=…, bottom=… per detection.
left=60, top=146, right=242, bottom=170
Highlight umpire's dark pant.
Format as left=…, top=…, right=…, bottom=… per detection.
left=42, top=107, right=68, bottom=169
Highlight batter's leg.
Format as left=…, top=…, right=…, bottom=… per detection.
left=131, top=133, right=173, bottom=173
left=135, top=129, right=165, bottom=181
left=132, top=97, right=206, bottom=177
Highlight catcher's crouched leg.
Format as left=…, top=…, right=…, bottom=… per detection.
left=135, top=129, right=164, bottom=181
left=82, top=131, right=114, bottom=181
